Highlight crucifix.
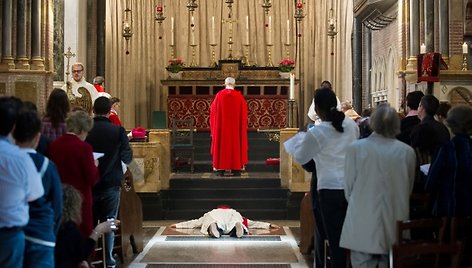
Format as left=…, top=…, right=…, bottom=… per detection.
left=222, top=1, right=237, bottom=60
left=63, top=47, right=76, bottom=82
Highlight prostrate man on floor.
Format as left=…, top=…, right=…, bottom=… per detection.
left=210, top=77, right=248, bottom=176
left=170, top=206, right=279, bottom=238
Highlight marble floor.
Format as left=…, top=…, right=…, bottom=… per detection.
left=121, top=220, right=313, bottom=268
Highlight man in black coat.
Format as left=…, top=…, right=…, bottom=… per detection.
left=86, top=96, right=133, bottom=268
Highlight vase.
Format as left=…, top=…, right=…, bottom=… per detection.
left=279, top=72, right=291, bottom=79
left=168, top=71, right=182, bottom=79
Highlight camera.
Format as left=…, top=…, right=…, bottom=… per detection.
left=107, top=217, right=117, bottom=230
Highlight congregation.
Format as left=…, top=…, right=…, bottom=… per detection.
left=0, top=64, right=132, bottom=268
left=287, top=85, right=472, bottom=268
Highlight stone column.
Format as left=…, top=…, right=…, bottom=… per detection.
left=16, top=0, right=30, bottom=69
left=31, top=0, right=45, bottom=70
left=364, top=27, right=372, bottom=108
left=439, top=0, right=449, bottom=61
left=1, top=0, right=15, bottom=69
left=424, top=0, right=435, bottom=52
left=407, top=0, right=420, bottom=70
left=352, top=17, right=363, bottom=113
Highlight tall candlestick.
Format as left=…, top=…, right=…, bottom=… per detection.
left=286, top=19, right=290, bottom=45
left=245, top=16, right=250, bottom=45
left=211, top=16, right=216, bottom=44
left=191, top=16, right=195, bottom=45
left=267, top=16, right=272, bottom=45
left=420, top=43, right=426, bottom=54
left=463, top=42, right=468, bottom=54
left=289, top=73, right=295, bottom=100
left=171, top=17, right=175, bottom=46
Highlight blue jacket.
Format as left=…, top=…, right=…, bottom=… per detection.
left=24, top=151, right=63, bottom=245
left=426, top=135, right=472, bottom=217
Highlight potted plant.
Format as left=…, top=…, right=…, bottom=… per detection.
left=166, top=58, right=184, bottom=78
left=278, top=58, right=295, bottom=78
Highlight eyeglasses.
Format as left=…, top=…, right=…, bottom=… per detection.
left=72, top=70, right=83, bottom=73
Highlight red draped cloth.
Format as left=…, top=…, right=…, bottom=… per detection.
left=210, top=88, right=248, bottom=170
left=417, top=53, right=448, bottom=83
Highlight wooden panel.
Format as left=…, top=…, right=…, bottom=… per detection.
left=15, top=81, right=37, bottom=103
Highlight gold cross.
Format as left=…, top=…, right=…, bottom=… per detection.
left=63, top=47, right=76, bottom=82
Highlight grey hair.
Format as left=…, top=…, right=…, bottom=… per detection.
left=446, top=105, right=472, bottom=136
left=369, top=103, right=400, bottom=138
left=93, top=76, right=105, bottom=85
left=65, top=110, right=93, bottom=134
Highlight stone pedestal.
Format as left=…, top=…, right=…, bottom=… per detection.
left=148, top=129, right=171, bottom=189
left=129, top=142, right=161, bottom=192
left=279, top=128, right=310, bottom=192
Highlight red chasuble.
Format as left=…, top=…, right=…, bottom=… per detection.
left=210, top=88, right=248, bottom=170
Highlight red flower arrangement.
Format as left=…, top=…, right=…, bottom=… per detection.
left=279, top=58, right=295, bottom=72
left=166, top=58, right=184, bottom=73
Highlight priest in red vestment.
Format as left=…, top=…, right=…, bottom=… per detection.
left=210, top=77, right=248, bottom=175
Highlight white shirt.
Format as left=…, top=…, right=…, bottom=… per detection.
left=307, top=97, right=342, bottom=122
left=291, top=117, right=359, bottom=190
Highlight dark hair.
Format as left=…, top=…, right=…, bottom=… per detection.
left=446, top=105, right=472, bottom=135
left=436, top=102, right=451, bottom=118
left=320, top=80, right=332, bottom=89
left=406, top=91, right=424, bottom=110
left=420, top=95, right=440, bottom=116
left=45, top=88, right=70, bottom=128
left=361, top=108, right=373, bottom=117
left=13, top=110, right=41, bottom=143
left=110, top=97, right=120, bottom=105
left=314, top=87, right=345, bottom=132
left=93, top=96, right=112, bottom=115
left=0, top=97, right=21, bottom=136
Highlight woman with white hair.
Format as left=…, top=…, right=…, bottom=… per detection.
left=340, top=103, right=416, bottom=268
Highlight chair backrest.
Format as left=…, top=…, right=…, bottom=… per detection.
left=396, top=218, right=448, bottom=245
left=171, top=117, right=194, bottom=147
left=391, top=242, right=463, bottom=268
left=451, top=217, right=472, bottom=266
left=151, top=111, right=167, bottom=129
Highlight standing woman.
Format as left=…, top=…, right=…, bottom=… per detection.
left=41, top=88, right=70, bottom=141
left=289, top=87, right=359, bottom=268
left=49, top=110, right=99, bottom=239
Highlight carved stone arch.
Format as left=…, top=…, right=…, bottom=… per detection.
left=448, top=87, right=472, bottom=106
left=465, top=0, right=472, bottom=36
left=386, top=47, right=398, bottom=107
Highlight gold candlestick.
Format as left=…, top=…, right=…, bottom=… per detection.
left=189, top=44, right=198, bottom=66
left=243, top=44, right=251, bottom=66
left=266, top=44, right=274, bottom=67
left=462, top=54, right=468, bottom=71
left=210, top=44, right=217, bottom=67
left=284, top=43, right=291, bottom=59
left=170, top=45, right=175, bottom=59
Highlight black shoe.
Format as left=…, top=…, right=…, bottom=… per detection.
left=232, top=170, right=241, bottom=176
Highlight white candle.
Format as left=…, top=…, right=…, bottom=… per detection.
left=211, top=16, right=216, bottom=44
left=420, top=43, right=426, bottom=54
left=289, top=73, right=295, bottom=100
left=463, top=42, right=468, bottom=54
left=286, top=19, right=290, bottom=45
left=267, top=16, right=272, bottom=45
left=245, top=16, right=250, bottom=45
left=170, top=17, right=175, bottom=46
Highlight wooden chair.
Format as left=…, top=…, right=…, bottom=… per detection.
left=298, top=192, right=314, bottom=254
left=171, top=117, right=195, bottom=172
left=450, top=217, right=472, bottom=266
left=391, top=242, right=463, bottom=268
left=396, top=217, right=448, bottom=245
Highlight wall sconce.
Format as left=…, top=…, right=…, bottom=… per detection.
left=294, top=1, right=305, bottom=22
left=327, top=7, right=337, bottom=39
left=262, top=0, right=272, bottom=14
left=122, top=3, right=133, bottom=55
left=187, top=0, right=198, bottom=14
left=327, top=7, right=337, bottom=56
left=155, top=3, right=166, bottom=24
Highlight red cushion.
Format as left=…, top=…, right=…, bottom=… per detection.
left=265, top=158, right=280, bottom=165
